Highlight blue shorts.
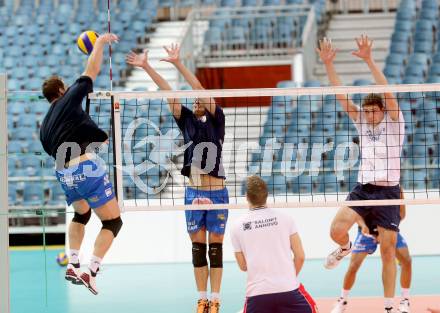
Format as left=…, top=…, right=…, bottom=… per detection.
left=244, top=285, right=318, bottom=313
left=347, top=183, right=401, bottom=232
left=184, top=187, right=229, bottom=234
left=55, top=159, right=115, bottom=209
left=353, top=229, right=408, bottom=254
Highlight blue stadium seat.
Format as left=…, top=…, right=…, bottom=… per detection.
left=8, top=141, right=23, bottom=154
left=390, top=42, right=409, bottom=54
left=416, top=20, right=435, bottom=32
left=396, top=9, right=415, bottom=21
left=408, top=53, right=430, bottom=68
left=352, top=79, right=371, bottom=86
left=226, top=26, right=246, bottom=48
left=273, top=22, right=294, bottom=47
left=395, top=20, right=413, bottom=32
left=23, top=183, right=45, bottom=206
left=414, top=41, right=433, bottom=54
left=405, top=65, right=425, bottom=78
left=17, top=114, right=37, bottom=129
left=384, top=64, right=402, bottom=79
left=414, top=31, right=433, bottom=43
left=402, top=76, right=424, bottom=84
left=420, top=8, right=438, bottom=21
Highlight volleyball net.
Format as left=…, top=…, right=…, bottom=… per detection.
left=86, top=84, right=440, bottom=211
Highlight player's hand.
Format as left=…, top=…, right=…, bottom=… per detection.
left=161, top=43, right=181, bottom=64
left=126, top=49, right=149, bottom=68
left=316, top=37, right=337, bottom=65
left=96, top=33, right=119, bottom=45
left=352, top=34, right=373, bottom=61
left=427, top=308, right=440, bottom=313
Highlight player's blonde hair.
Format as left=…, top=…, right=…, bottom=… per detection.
left=246, top=175, right=268, bottom=207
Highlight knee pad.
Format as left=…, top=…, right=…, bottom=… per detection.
left=208, top=243, right=223, bottom=268
left=102, top=216, right=123, bottom=237
left=192, top=242, right=208, bottom=268
left=72, top=209, right=92, bottom=225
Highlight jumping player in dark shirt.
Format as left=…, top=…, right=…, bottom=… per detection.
left=40, top=33, right=121, bottom=295
left=126, top=44, right=228, bottom=313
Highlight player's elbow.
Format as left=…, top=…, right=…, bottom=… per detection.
left=239, top=264, right=247, bottom=272
left=83, top=69, right=98, bottom=81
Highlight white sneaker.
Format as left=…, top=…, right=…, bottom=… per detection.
left=330, top=297, right=347, bottom=313
left=324, top=243, right=352, bottom=269
left=399, top=298, right=410, bottom=313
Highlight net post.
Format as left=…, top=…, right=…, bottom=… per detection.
left=110, top=95, right=124, bottom=211
left=0, top=74, right=10, bottom=313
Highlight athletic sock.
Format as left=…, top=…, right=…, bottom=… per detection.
left=69, top=249, right=79, bottom=265
left=88, top=255, right=102, bottom=276
left=211, top=292, right=220, bottom=301
left=199, top=291, right=208, bottom=300
left=384, top=298, right=394, bottom=309
left=341, top=289, right=350, bottom=300
left=341, top=241, right=351, bottom=250
left=401, top=288, right=410, bottom=300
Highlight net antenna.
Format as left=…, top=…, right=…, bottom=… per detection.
left=89, top=83, right=440, bottom=212
left=107, top=0, right=113, bottom=92
left=0, top=74, right=10, bottom=313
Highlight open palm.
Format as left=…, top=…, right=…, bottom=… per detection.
left=161, top=43, right=180, bottom=64
left=316, top=37, right=337, bottom=65
left=126, top=50, right=149, bottom=68
left=352, top=34, right=373, bottom=60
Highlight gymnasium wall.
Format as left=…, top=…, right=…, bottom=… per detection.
left=196, top=64, right=292, bottom=107
left=68, top=202, right=440, bottom=265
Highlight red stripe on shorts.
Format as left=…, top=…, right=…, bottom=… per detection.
left=243, top=298, right=248, bottom=313
left=299, top=284, right=319, bottom=313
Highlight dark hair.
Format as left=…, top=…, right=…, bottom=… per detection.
left=362, top=93, right=384, bottom=110
left=42, top=76, right=64, bottom=102
left=246, top=175, right=268, bottom=206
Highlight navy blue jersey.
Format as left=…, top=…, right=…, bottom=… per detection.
left=174, top=105, right=225, bottom=179
left=40, top=76, right=108, bottom=165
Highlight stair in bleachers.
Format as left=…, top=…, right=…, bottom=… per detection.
left=314, top=12, right=396, bottom=84
left=125, top=21, right=188, bottom=90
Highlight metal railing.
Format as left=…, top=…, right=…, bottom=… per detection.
left=178, top=4, right=317, bottom=71
left=326, top=0, right=401, bottom=14
left=182, top=5, right=314, bottom=63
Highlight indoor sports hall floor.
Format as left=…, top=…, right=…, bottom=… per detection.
left=10, top=248, right=440, bottom=313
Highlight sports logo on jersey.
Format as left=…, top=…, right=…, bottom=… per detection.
left=243, top=222, right=252, bottom=231
left=105, top=188, right=112, bottom=197
left=217, top=213, right=225, bottom=221
left=366, top=127, right=385, bottom=142
left=88, top=196, right=99, bottom=203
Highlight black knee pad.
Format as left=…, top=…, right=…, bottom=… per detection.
left=72, top=209, right=92, bottom=225
left=192, top=242, right=208, bottom=268
left=102, top=216, right=123, bottom=237
left=208, top=243, right=223, bottom=268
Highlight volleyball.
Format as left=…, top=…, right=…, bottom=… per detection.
left=77, top=30, right=99, bottom=55
left=56, top=252, right=69, bottom=267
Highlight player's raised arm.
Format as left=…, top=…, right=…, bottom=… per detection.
left=161, top=43, right=216, bottom=116
left=83, top=33, right=119, bottom=81
left=352, top=34, right=400, bottom=121
left=317, top=38, right=360, bottom=122
left=126, top=49, right=182, bottom=119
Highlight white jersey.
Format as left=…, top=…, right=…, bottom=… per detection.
left=354, top=111, right=405, bottom=185
left=230, top=208, right=300, bottom=297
